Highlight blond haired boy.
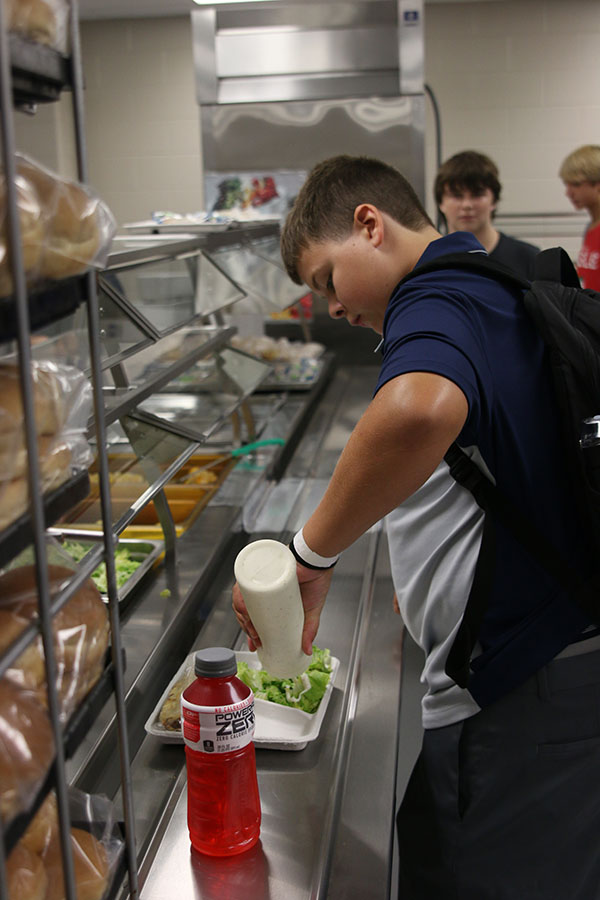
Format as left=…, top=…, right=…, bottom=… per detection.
left=560, top=144, right=600, bottom=290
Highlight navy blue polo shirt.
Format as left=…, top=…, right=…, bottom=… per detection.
left=376, top=232, right=592, bottom=707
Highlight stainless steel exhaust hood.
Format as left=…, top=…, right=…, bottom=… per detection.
left=192, top=1, right=425, bottom=204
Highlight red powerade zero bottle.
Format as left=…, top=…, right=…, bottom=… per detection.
left=181, top=647, right=261, bottom=856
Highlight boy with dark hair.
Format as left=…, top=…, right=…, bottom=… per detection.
left=559, top=144, right=600, bottom=290
left=234, top=154, right=599, bottom=899
left=434, top=149, right=540, bottom=279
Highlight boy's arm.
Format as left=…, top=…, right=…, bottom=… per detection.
left=233, top=370, right=468, bottom=653
left=302, top=370, right=468, bottom=557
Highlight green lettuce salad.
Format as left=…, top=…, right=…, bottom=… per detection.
left=63, top=541, right=142, bottom=594
left=237, top=647, right=333, bottom=714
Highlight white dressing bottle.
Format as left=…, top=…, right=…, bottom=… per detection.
left=234, top=539, right=312, bottom=678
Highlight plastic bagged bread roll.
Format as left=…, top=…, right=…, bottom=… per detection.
left=43, top=827, right=109, bottom=900
left=0, top=445, right=72, bottom=530
left=0, top=434, right=71, bottom=483
left=0, top=477, right=34, bottom=530
left=0, top=362, right=67, bottom=451
left=0, top=443, right=72, bottom=530
left=0, top=360, right=92, bottom=531
left=0, top=361, right=72, bottom=529
left=17, top=155, right=115, bottom=281
left=0, top=565, right=109, bottom=720
left=0, top=171, right=43, bottom=297
left=6, top=0, right=56, bottom=46
left=0, top=154, right=116, bottom=298
left=0, top=679, right=54, bottom=824
left=17, top=157, right=99, bottom=279
left=0, top=608, right=45, bottom=698
left=21, top=790, right=58, bottom=855
left=6, top=841, right=48, bottom=900
left=49, top=567, right=110, bottom=709
left=6, top=0, right=70, bottom=53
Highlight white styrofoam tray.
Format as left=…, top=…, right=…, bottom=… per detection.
left=144, top=649, right=339, bottom=751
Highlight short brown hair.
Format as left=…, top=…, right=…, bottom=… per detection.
left=559, top=145, right=600, bottom=184
left=280, top=155, right=432, bottom=284
left=434, top=150, right=502, bottom=208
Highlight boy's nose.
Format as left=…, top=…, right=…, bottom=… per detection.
left=328, top=298, right=345, bottom=319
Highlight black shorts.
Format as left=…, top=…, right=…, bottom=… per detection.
left=397, top=647, right=600, bottom=900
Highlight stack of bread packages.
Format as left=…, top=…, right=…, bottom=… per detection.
left=5, top=787, right=123, bottom=900
left=6, top=0, right=70, bottom=55
left=0, top=565, right=109, bottom=835
left=0, top=359, right=94, bottom=531
left=0, top=153, right=116, bottom=300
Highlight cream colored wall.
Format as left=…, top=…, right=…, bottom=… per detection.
left=425, top=0, right=600, bottom=217
left=80, top=16, right=203, bottom=226
left=424, top=0, right=598, bottom=254
left=12, top=0, right=599, bottom=246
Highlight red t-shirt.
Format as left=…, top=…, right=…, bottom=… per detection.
left=577, top=221, right=600, bottom=290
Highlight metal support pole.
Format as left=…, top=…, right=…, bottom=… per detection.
left=68, top=2, right=139, bottom=895
left=0, top=6, right=78, bottom=898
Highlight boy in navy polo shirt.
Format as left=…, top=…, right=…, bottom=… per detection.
left=233, top=155, right=599, bottom=900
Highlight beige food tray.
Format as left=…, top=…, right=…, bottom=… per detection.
left=144, top=649, right=339, bottom=751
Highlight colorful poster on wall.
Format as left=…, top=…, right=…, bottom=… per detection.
left=204, top=170, right=308, bottom=221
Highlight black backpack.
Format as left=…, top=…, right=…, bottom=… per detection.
left=398, top=247, right=600, bottom=689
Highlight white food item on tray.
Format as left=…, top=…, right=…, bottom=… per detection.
left=230, top=334, right=324, bottom=362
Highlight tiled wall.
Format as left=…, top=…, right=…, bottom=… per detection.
left=82, top=16, right=203, bottom=226
left=423, top=0, right=599, bottom=254
left=12, top=0, right=599, bottom=252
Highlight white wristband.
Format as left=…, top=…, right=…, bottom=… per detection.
left=290, top=528, right=340, bottom=570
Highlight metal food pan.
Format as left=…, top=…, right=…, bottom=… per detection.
left=51, top=530, right=164, bottom=603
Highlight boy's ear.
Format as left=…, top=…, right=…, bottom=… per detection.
left=353, top=203, right=384, bottom=246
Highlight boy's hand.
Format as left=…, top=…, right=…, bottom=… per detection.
left=232, top=562, right=335, bottom=655
left=296, top=563, right=335, bottom=655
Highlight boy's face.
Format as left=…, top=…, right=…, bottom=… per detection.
left=439, top=185, right=496, bottom=235
left=297, top=232, right=394, bottom=335
left=563, top=179, right=600, bottom=213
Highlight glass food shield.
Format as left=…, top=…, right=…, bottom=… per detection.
left=136, top=347, right=272, bottom=442
left=206, top=242, right=308, bottom=315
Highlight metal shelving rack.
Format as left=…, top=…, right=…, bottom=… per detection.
left=0, top=5, right=341, bottom=896
left=0, top=1, right=138, bottom=896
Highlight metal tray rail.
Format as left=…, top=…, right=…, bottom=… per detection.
left=0, top=470, right=91, bottom=571
left=0, top=274, right=88, bottom=339
left=9, top=33, right=70, bottom=105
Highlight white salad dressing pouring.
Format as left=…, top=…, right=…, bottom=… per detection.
left=234, top=539, right=312, bottom=679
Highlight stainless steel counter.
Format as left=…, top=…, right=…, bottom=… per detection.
left=105, top=365, right=404, bottom=900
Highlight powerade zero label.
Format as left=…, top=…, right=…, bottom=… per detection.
left=181, top=693, right=255, bottom=753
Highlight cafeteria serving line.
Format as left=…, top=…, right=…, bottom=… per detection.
left=2, top=0, right=598, bottom=897
left=122, top=363, right=409, bottom=900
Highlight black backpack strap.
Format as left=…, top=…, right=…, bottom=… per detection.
left=534, top=246, right=581, bottom=287
left=444, top=442, right=595, bottom=687
left=398, top=251, right=530, bottom=292
left=443, top=444, right=498, bottom=687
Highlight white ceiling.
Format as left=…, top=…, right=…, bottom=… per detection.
left=78, top=0, right=493, bottom=22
